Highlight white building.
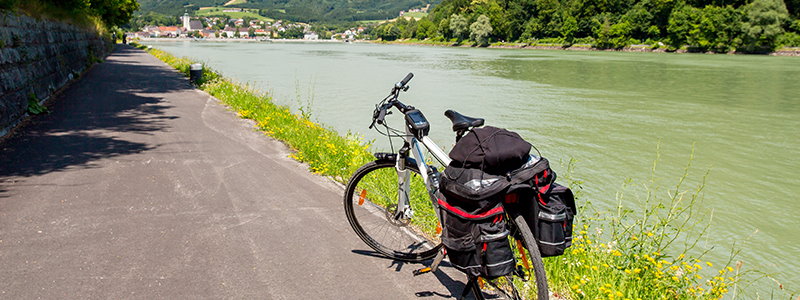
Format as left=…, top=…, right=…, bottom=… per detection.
left=181, top=13, right=191, bottom=31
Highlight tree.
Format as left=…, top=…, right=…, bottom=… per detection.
left=89, top=0, right=139, bottom=27
left=281, top=26, right=305, bottom=39
left=416, top=18, right=435, bottom=39
left=561, top=15, right=579, bottom=44
left=741, top=0, right=790, bottom=51
left=402, top=18, right=418, bottom=39
left=234, top=28, right=241, bottom=38
left=469, top=14, right=493, bottom=46
left=377, top=23, right=401, bottom=41
left=248, top=27, right=256, bottom=37
left=449, top=14, right=469, bottom=40
left=438, top=18, right=451, bottom=39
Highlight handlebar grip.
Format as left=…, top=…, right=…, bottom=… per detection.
left=400, top=73, right=414, bottom=87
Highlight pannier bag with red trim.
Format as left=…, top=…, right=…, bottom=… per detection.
left=439, top=205, right=515, bottom=278
left=529, top=183, right=576, bottom=257
left=505, top=158, right=576, bottom=257
left=436, top=169, right=515, bottom=278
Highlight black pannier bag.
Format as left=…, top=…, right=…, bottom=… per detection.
left=448, top=126, right=532, bottom=175
left=504, top=156, right=575, bottom=257
left=437, top=167, right=515, bottom=279
left=440, top=125, right=577, bottom=278
left=507, top=158, right=577, bottom=257
left=530, top=183, right=576, bottom=257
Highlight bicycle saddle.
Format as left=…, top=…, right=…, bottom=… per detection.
left=444, top=110, right=484, bottom=132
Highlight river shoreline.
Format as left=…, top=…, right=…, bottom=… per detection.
left=379, top=40, right=800, bottom=56
left=135, top=37, right=800, bottom=56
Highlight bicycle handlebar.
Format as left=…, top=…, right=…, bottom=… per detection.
left=369, top=73, right=416, bottom=129
left=399, top=72, right=414, bottom=88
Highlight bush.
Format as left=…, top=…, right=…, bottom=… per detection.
left=777, top=31, right=800, bottom=46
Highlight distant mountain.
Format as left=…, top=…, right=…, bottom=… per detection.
left=136, top=0, right=440, bottom=23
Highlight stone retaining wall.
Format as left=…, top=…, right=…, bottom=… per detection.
left=0, top=11, right=109, bottom=136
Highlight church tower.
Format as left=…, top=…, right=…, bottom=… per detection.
left=182, top=13, right=191, bottom=31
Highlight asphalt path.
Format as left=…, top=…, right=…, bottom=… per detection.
left=0, top=45, right=465, bottom=299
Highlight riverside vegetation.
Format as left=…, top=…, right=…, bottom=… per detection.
left=0, top=0, right=137, bottom=33
left=372, top=0, right=800, bottom=53
left=135, top=43, right=800, bottom=299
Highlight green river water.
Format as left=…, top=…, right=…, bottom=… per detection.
left=147, top=41, right=799, bottom=294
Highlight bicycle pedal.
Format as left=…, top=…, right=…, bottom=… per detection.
left=413, top=267, right=432, bottom=276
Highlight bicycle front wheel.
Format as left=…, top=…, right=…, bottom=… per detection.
left=344, top=159, right=442, bottom=262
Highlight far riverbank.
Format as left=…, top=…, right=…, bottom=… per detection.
left=133, top=37, right=800, bottom=56
left=376, top=39, right=800, bottom=56
left=135, top=37, right=345, bottom=44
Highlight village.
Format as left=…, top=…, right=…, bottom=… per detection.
left=130, top=12, right=367, bottom=41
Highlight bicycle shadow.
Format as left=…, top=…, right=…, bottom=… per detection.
left=350, top=249, right=468, bottom=299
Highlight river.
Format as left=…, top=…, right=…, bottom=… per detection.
left=145, top=40, right=799, bottom=294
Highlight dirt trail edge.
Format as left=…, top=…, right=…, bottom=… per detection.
left=0, top=45, right=463, bottom=299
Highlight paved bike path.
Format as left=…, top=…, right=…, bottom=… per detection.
left=0, top=45, right=463, bottom=299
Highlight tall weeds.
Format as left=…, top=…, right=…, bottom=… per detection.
left=546, top=146, right=741, bottom=299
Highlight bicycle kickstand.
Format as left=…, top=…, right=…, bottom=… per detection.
left=412, top=249, right=446, bottom=276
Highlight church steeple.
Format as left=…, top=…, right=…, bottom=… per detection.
left=182, top=11, right=191, bottom=31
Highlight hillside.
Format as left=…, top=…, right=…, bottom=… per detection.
left=136, top=0, right=440, bottom=23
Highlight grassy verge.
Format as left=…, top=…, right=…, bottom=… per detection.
left=134, top=43, right=775, bottom=299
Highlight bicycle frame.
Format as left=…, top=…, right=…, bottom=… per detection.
left=393, top=124, right=451, bottom=222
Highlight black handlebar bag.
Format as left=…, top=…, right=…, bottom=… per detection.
left=438, top=167, right=515, bottom=279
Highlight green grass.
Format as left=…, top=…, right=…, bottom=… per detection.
left=223, top=0, right=247, bottom=6
left=543, top=154, right=744, bottom=299
left=135, top=43, right=759, bottom=299
left=402, top=12, right=428, bottom=19
left=196, top=7, right=274, bottom=22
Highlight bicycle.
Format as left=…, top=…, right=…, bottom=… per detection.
left=343, top=73, right=550, bottom=299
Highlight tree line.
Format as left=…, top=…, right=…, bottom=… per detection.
left=1, top=0, right=139, bottom=28
left=373, top=0, right=800, bottom=52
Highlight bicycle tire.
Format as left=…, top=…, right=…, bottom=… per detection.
left=344, top=159, right=443, bottom=262
left=511, top=214, right=549, bottom=300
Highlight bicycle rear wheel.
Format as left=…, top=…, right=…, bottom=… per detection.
left=344, top=159, right=442, bottom=262
left=474, top=214, right=549, bottom=300
left=510, top=214, right=549, bottom=299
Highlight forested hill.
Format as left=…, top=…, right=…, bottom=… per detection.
left=137, top=0, right=440, bottom=23
left=385, top=0, right=799, bottom=52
